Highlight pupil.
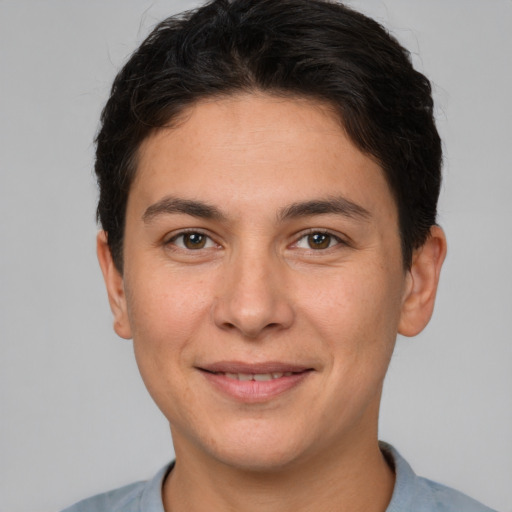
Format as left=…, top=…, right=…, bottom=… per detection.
left=185, top=233, right=206, bottom=249
left=308, top=233, right=330, bottom=249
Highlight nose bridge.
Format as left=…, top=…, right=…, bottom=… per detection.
left=212, top=239, right=293, bottom=338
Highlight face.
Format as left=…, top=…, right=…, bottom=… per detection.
left=99, top=93, right=442, bottom=471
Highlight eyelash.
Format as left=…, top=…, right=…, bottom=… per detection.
left=165, top=229, right=218, bottom=251
left=165, top=229, right=347, bottom=252
left=293, top=230, right=347, bottom=251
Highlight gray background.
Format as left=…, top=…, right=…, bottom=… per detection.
left=0, top=1, right=510, bottom=511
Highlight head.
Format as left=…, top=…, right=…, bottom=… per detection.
left=95, top=0, right=446, bottom=473
left=95, top=0, right=442, bottom=273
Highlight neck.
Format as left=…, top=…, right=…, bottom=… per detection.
left=163, top=430, right=394, bottom=512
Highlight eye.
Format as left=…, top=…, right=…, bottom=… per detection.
left=295, top=231, right=342, bottom=250
left=168, top=231, right=216, bottom=250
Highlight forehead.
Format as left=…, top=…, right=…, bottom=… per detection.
left=131, top=93, right=396, bottom=222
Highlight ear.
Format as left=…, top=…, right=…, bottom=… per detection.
left=398, top=226, right=447, bottom=337
left=96, top=231, right=132, bottom=339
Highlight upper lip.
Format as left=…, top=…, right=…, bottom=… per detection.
left=198, top=361, right=313, bottom=374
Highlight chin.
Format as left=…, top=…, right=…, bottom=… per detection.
left=201, top=421, right=317, bottom=473
left=213, top=444, right=305, bottom=473
left=171, top=414, right=313, bottom=473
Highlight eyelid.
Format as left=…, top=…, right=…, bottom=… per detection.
left=165, top=228, right=220, bottom=250
left=162, top=228, right=350, bottom=251
left=291, top=229, right=349, bottom=250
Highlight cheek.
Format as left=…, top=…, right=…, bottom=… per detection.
left=124, top=269, right=214, bottom=382
left=295, top=260, right=404, bottom=377
left=300, top=265, right=402, bottom=334
left=127, top=268, right=209, bottom=334
left=125, top=271, right=214, bottom=421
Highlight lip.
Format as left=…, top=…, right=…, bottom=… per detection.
left=197, top=361, right=314, bottom=403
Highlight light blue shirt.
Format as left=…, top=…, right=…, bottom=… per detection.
left=61, top=443, right=496, bottom=512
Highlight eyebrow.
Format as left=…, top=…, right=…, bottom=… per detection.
left=142, top=196, right=226, bottom=223
left=278, top=196, right=371, bottom=222
left=142, top=195, right=370, bottom=224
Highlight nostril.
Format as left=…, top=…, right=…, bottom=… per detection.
left=211, top=286, right=295, bottom=338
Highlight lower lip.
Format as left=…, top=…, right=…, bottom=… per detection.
left=200, top=371, right=311, bottom=403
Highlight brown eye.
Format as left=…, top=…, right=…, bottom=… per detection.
left=294, top=231, right=343, bottom=251
left=169, top=232, right=215, bottom=250
left=307, top=233, right=332, bottom=249
left=182, top=233, right=207, bottom=249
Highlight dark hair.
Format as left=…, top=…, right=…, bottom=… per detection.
left=95, top=0, right=441, bottom=271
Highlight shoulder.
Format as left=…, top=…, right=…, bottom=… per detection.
left=60, top=481, right=145, bottom=512
left=381, top=442, right=497, bottom=512
left=411, top=476, right=497, bottom=512
left=60, top=464, right=172, bottom=512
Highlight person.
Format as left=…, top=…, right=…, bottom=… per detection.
left=62, top=0, right=496, bottom=510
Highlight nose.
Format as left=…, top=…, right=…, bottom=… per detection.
left=212, top=248, right=295, bottom=339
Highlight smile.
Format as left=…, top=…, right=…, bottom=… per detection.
left=215, top=371, right=295, bottom=381
left=198, top=363, right=313, bottom=403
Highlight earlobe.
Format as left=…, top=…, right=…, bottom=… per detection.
left=96, top=231, right=133, bottom=340
left=398, top=226, right=447, bottom=337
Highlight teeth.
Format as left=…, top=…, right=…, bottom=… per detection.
left=253, top=373, right=272, bottom=381
left=221, top=372, right=291, bottom=381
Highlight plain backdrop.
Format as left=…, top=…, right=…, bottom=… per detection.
left=0, top=1, right=511, bottom=511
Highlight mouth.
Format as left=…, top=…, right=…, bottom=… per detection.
left=197, top=362, right=314, bottom=402
left=209, top=371, right=298, bottom=381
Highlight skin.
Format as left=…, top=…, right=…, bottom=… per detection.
left=98, top=93, right=446, bottom=512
